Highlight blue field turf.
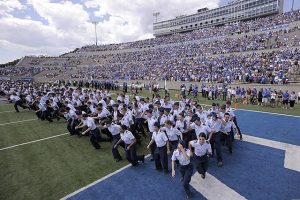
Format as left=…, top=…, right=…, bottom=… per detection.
left=66, top=110, right=300, bottom=200
left=235, top=110, right=300, bottom=146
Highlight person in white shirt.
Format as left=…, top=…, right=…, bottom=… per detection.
left=208, top=112, right=223, bottom=167
left=226, top=101, right=242, bottom=140
left=101, top=120, right=122, bottom=162
left=189, top=117, right=211, bottom=140
left=115, top=125, right=145, bottom=166
left=10, top=92, right=29, bottom=112
left=221, top=113, right=241, bottom=154
left=147, top=122, right=170, bottom=174
left=144, top=109, right=158, bottom=160
left=189, top=132, right=212, bottom=179
left=77, top=114, right=111, bottom=149
left=161, top=120, right=183, bottom=153
left=171, top=140, right=193, bottom=199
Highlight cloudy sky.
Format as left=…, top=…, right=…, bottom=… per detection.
left=0, top=0, right=299, bottom=64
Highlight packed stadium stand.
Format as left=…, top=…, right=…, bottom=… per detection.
left=2, top=10, right=300, bottom=84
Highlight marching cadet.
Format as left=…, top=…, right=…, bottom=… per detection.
left=49, top=99, right=60, bottom=121
left=36, top=99, right=53, bottom=122
left=188, top=117, right=211, bottom=140
left=161, top=120, right=183, bottom=153
left=115, top=125, right=145, bottom=166
left=65, top=107, right=78, bottom=135
left=160, top=108, right=175, bottom=125
left=189, top=132, right=212, bottom=179
left=147, top=122, right=170, bottom=174
left=171, top=102, right=183, bottom=122
left=10, top=92, right=29, bottom=112
left=225, top=101, right=242, bottom=140
left=195, top=105, right=208, bottom=124
left=171, top=140, right=193, bottom=199
left=221, top=113, right=241, bottom=154
left=77, top=114, right=111, bottom=150
left=208, top=113, right=223, bottom=167
left=144, top=109, right=157, bottom=161
left=101, top=120, right=123, bottom=162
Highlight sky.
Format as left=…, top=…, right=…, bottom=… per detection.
left=0, top=0, right=299, bottom=64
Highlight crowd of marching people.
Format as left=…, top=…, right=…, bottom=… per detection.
left=1, top=80, right=246, bottom=198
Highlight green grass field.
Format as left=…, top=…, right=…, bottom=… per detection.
left=0, top=89, right=299, bottom=200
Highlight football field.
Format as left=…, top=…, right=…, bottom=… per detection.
left=0, top=91, right=300, bottom=200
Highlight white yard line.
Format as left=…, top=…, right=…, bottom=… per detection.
left=190, top=172, right=247, bottom=200
left=242, top=134, right=300, bottom=172
left=0, top=133, right=69, bottom=151
left=0, top=110, right=14, bottom=114
left=0, top=118, right=37, bottom=126
left=60, top=154, right=151, bottom=200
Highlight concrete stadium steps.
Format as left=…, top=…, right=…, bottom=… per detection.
left=33, top=69, right=79, bottom=82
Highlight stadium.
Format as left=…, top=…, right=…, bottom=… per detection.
left=0, top=0, right=300, bottom=199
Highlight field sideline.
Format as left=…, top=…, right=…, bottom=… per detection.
left=0, top=89, right=299, bottom=200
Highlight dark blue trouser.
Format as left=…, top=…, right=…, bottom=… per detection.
left=148, top=132, right=156, bottom=159
left=90, top=128, right=102, bottom=149
left=210, top=131, right=223, bottom=162
left=169, top=140, right=179, bottom=154
left=195, top=154, right=208, bottom=175
left=125, top=143, right=143, bottom=166
left=154, top=145, right=168, bottom=172
left=180, top=163, right=193, bottom=194
left=112, top=134, right=122, bottom=159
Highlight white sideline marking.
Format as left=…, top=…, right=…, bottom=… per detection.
left=0, top=110, right=14, bottom=113
left=199, top=103, right=300, bottom=118
left=0, top=118, right=36, bottom=126
left=190, top=172, right=247, bottom=200
left=60, top=154, right=151, bottom=200
left=242, top=134, right=300, bottom=172
left=0, top=133, right=68, bottom=151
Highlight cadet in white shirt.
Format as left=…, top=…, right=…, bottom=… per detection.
left=189, top=133, right=212, bottom=179
left=101, top=120, right=123, bottom=162
left=208, top=113, right=223, bottom=167
left=189, top=117, right=211, bottom=140
left=171, top=140, right=193, bottom=199
left=147, top=122, right=170, bottom=174
left=226, top=101, right=242, bottom=140
left=221, top=113, right=241, bottom=154
left=145, top=109, right=158, bottom=160
left=161, top=120, right=183, bottom=153
left=115, top=125, right=145, bottom=166
left=78, top=114, right=111, bottom=149
left=10, top=92, right=29, bottom=112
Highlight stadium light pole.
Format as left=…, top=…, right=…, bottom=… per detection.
left=292, top=0, right=295, bottom=11
left=153, top=12, right=160, bottom=23
left=92, top=21, right=99, bottom=46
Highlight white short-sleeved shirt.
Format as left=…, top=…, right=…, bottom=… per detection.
left=152, top=131, right=168, bottom=147
left=175, top=120, right=187, bottom=133
left=161, top=127, right=181, bottom=141
left=121, top=130, right=135, bottom=144
left=10, top=95, right=20, bottom=102
left=108, top=123, right=121, bottom=136
left=85, top=117, right=97, bottom=130
left=98, top=108, right=111, bottom=118
left=210, top=119, right=222, bottom=132
left=171, top=149, right=191, bottom=166
left=222, top=121, right=236, bottom=133
left=147, top=116, right=157, bottom=132
left=190, top=123, right=211, bottom=137
left=189, top=140, right=212, bottom=156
